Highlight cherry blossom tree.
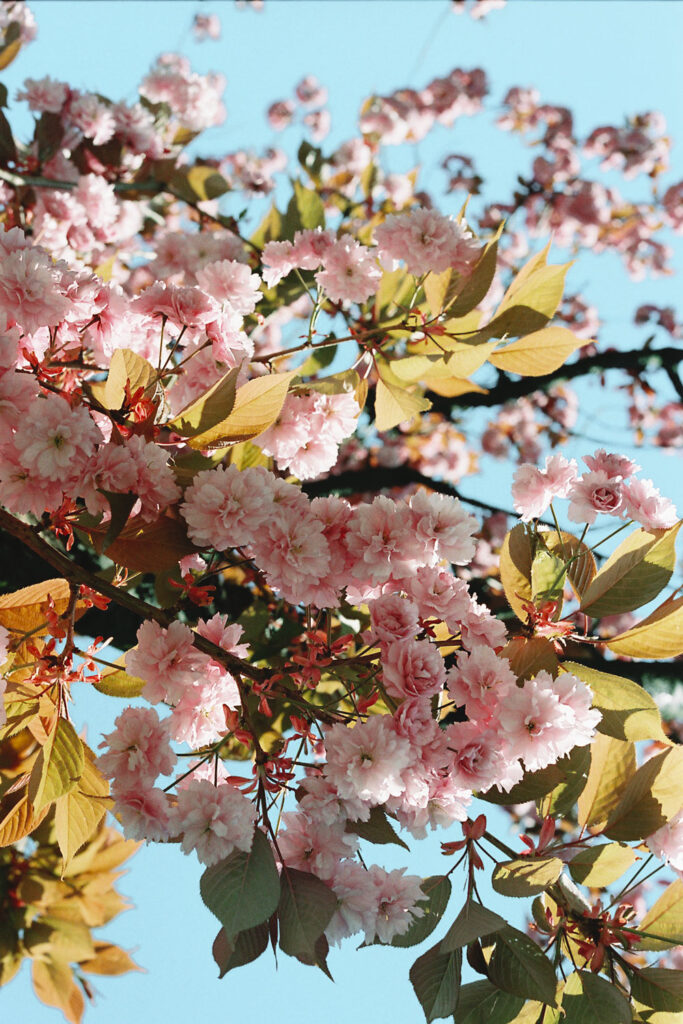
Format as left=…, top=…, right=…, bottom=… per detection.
left=1, top=2, right=682, bottom=1021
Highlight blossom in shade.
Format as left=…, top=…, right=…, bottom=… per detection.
left=366, top=866, right=426, bottom=944
left=114, top=786, right=172, bottom=842
left=324, top=716, right=411, bottom=806
left=126, top=619, right=200, bottom=704
left=98, top=707, right=177, bottom=791
left=169, top=664, right=240, bottom=747
left=170, top=779, right=257, bottom=866
left=369, top=593, right=420, bottom=645
left=277, top=811, right=357, bottom=878
left=382, top=638, right=447, bottom=700
left=409, top=490, right=478, bottom=565
left=446, top=647, right=516, bottom=723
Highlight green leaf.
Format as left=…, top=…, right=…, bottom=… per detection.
left=28, top=720, right=84, bottom=814
left=281, top=180, right=325, bottom=238
left=605, top=593, right=683, bottom=660
left=638, top=880, right=683, bottom=950
left=531, top=547, right=566, bottom=606
left=188, top=370, right=297, bottom=449
left=537, top=743, right=591, bottom=818
left=563, top=662, right=668, bottom=743
left=440, top=900, right=506, bottom=952
left=388, top=876, right=451, bottom=948
left=605, top=746, right=683, bottom=841
left=345, top=806, right=409, bottom=850
left=167, top=367, right=240, bottom=437
left=454, top=981, right=560, bottom=1024
left=94, top=666, right=146, bottom=699
left=200, top=829, right=280, bottom=940
left=568, top=843, right=637, bottom=888
left=409, top=943, right=462, bottom=1022
left=631, top=968, right=683, bottom=1013
left=580, top=523, right=681, bottom=618
left=561, top=970, right=632, bottom=1023
left=487, top=326, right=583, bottom=377
left=481, top=759, right=566, bottom=806
left=171, top=165, right=230, bottom=204
left=278, top=868, right=336, bottom=962
left=487, top=926, right=558, bottom=1006
left=491, top=858, right=563, bottom=898
left=212, top=922, right=269, bottom=978
left=577, top=734, right=636, bottom=829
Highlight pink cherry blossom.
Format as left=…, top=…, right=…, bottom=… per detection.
left=170, top=780, right=257, bottom=866
left=621, top=477, right=678, bottom=530
left=114, top=786, right=173, bottom=842
left=646, top=809, right=683, bottom=876
left=382, top=637, right=446, bottom=700
left=126, top=619, right=200, bottom=705
left=567, top=470, right=625, bottom=524
left=98, top=707, right=177, bottom=791
left=315, top=235, right=381, bottom=305
left=324, top=716, right=412, bottom=806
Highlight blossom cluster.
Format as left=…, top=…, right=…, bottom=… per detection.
left=512, top=449, right=678, bottom=529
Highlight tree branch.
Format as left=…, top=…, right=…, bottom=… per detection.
left=428, top=346, right=683, bottom=411
left=0, top=508, right=269, bottom=683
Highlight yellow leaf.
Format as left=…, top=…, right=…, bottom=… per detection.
left=374, top=376, right=431, bottom=431
left=491, top=857, right=563, bottom=897
left=605, top=746, right=683, bottom=841
left=580, top=522, right=681, bottom=618
left=373, top=267, right=417, bottom=317
left=0, top=579, right=72, bottom=635
left=80, top=942, right=141, bottom=976
left=423, top=376, right=487, bottom=398
left=54, top=755, right=111, bottom=871
left=487, top=326, right=583, bottom=377
left=184, top=165, right=230, bottom=202
left=103, top=347, right=158, bottom=411
left=0, top=784, right=51, bottom=846
left=568, top=842, right=637, bottom=887
left=563, top=662, right=669, bottom=744
left=31, top=957, right=84, bottom=1024
left=167, top=366, right=240, bottom=437
left=638, top=880, right=683, bottom=950
left=0, top=38, right=21, bottom=72
left=188, top=370, right=298, bottom=449
left=94, top=663, right=145, bottom=699
left=28, top=719, right=84, bottom=814
left=577, top=734, right=636, bottom=829
left=499, top=523, right=533, bottom=622
left=605, top=593, right=683, bottom=659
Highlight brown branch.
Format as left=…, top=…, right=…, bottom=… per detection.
left=427, top=346, right=683, bottom=411
left=0, top=508, right=269, bottom=683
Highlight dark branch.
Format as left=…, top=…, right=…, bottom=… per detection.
left=428, top=346, right=683, bottom=411
left=0, top=508, right=269, bottom=683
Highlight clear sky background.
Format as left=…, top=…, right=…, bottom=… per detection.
left=2, top=2, right=683, bottom=1022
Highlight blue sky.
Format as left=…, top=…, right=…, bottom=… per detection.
left=3, top=2, right=683, bottom=1021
